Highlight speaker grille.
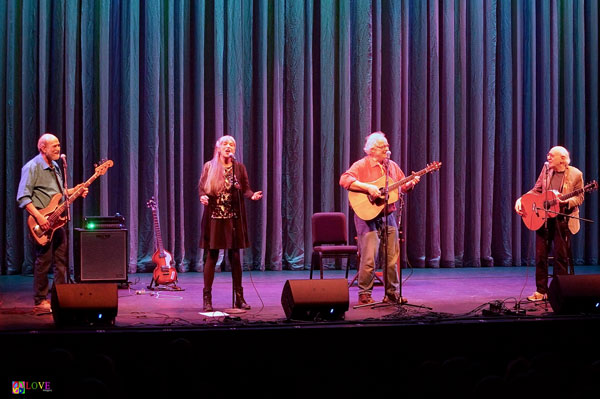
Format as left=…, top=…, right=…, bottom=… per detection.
left=75, top=229, right=127, bottom=282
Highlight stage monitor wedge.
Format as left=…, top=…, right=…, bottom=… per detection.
left=281, top=278, right=349, bottom=321
left=51, top=283, right=118, bottom=327
left=548, top=274, right=600, bottom=315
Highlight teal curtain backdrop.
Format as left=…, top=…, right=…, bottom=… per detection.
left=1, top=0, right=599, bottom=276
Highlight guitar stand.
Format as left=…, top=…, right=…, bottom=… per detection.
left=147, top=278, right=184, bottom=291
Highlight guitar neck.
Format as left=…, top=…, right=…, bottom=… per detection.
left=151, top=208, right=165, bottom=257
left=48, top=172, right=101, bottom=222
left=554, top=185, right=593, bottom=205
left=387, top=168, right=429, bottom=192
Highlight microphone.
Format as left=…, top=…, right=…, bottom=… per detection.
left=386, top=151, right=391, bottom=158
left=60, top=154, right=67, bottom=167
left=230, top=154, right=240, bottom=189
left=544, top=161, right=549, bottom=168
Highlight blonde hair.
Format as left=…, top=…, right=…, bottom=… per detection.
left=202, top=135, right=236, bottom=195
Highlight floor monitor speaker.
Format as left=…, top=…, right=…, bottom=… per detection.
left=281, top=278, right=349, bottom=320
left=51, top=283, right=118, bottom=326
left=548, top=274, right=600, bottom=315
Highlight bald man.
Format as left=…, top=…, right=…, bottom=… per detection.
left=17, top=134, right=87, bottom=312
left=515, top=146, right=584, bottom=302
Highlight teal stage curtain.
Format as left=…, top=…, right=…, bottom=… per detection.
left=1, top=0, right=599, bottom=275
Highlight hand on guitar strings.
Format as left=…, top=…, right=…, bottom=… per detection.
left=67, top=183, right=89, bottom=198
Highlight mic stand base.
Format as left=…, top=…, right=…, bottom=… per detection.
left=224, top=308, right=246, bottom=314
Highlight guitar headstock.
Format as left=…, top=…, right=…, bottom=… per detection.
left=94, top=159, right=114, bottom=176
left=585, top=180, right=598, bottom=192
left=426, top=161, right=442, bottom=173
left=146, top=196, right=157, bottom=210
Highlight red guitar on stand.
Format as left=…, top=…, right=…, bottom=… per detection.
left=146, top=197, right=181, bottom=290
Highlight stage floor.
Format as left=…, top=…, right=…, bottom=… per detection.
left=2, top=265, right=600, bottom=331
left=3, top=266, right=600, bottom=398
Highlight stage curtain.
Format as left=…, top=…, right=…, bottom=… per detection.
left=1, top=0, right=599, bottom=276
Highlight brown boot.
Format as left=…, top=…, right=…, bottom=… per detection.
left=358, top=293, right=375, bottom=305
left=203, top=288, right=213, bottom=311
left=234, top=287, right=251, bottom=310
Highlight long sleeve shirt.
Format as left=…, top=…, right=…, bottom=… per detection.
left=16, top=154, right=64, bottom=210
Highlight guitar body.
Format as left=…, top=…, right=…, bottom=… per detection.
left=520, top=191, right=560, bottom=231
left=27, top=193, right=68, bottom=246
left=26, top=159, right=113, bottom=246
left=151, top=249, right=178, bottom=285
left=348, top=175, right=400, bottom=221
left=520, top=181, right=598, bottom=231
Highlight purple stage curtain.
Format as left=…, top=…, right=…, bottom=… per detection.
left=1, top=0, right=599, bottom=276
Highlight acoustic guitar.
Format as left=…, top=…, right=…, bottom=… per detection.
left=146, top=197, right=178, bottom=286
left=348, top=161, right=442, bottom=221
left=28, top=159, right=113, bottom=246
left=520, top=180, right=598, bottom=231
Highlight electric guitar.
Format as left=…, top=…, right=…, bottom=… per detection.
left=348, top=161, right=442, bottom=221
left=27, top=159, right=113, bottom=246
left=520, top=180, right=598, bottom=231
left=146, top=197, right=178, bottom=285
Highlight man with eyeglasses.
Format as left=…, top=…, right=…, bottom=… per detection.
left=514, top=146, right=584, bottom=302
left=340, top=132, right=420, bottom=305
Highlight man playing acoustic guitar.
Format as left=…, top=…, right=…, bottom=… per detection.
left=17, top=134, right=88, bottom=312
left=340, top=132, right=420, bottom=305
left=514, top=146, right=584, bottom=302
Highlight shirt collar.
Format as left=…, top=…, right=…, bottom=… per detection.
left=34, top=153, right=57, bottom=170
left=367, top=156, right=384, bottom=168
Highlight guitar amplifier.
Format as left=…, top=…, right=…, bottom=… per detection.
left=83, top=213, right=126, bottom=230
left=74, top=228, right=128, bottom=283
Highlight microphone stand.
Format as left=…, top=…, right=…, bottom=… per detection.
left=544, top=163, right=550, bottom=229
left=61, top=155, right=74, bottom=284
left=225, top=156, right=246, bottom=315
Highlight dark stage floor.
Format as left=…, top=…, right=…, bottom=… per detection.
left=2, top=266, right=600, bottom=398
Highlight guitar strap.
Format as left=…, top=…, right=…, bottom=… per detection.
left=49, top=162, right=65, bottom=196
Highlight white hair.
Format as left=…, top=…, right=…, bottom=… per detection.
left=363, top=132, right=388, bottom=154
left=551, top=146, right=571, bottom=165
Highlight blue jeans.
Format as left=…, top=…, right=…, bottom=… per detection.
left=355, top=214, right=399, bottom=297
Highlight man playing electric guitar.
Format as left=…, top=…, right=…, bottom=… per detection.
left=514, top=146, right=585, bottom=302
left=17, top=134, right=88, bottom=312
